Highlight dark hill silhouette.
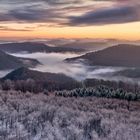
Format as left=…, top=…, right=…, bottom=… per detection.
left=66, top=44, right=140, bottom=67
left=2, top=67, right=75, bottom=82
left=0, top=50, right=40, bottom=70
left=0, top=42, right=84, bottom=53
left=2, top=67, right=80, bottom=90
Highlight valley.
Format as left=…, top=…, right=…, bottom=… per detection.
left=0, top=40, right=140, bottom=140
left=0, top=0, right=140, bottom=139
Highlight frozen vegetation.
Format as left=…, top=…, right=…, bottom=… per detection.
left=0, top=90, right=139, bottom=140
left=55, top=86, right=140, bottom=101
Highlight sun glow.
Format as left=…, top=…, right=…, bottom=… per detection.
left=0, top=21, right=140, bottom=40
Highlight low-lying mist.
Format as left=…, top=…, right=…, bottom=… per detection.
left=0, top=70, right=13, bottom=78
left=6, top=52, right=138, bottom=84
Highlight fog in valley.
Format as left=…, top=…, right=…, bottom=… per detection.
left=1, top=52, right=135, bottom=84
left=0, top=38, right=139, bottom=83
left=0, top=70, right=13, bottom=78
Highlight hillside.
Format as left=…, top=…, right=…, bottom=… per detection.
left=3, top=67, right=74, bottom=81
left=66, top=44, right=140, bottom=67
left=114, top=68, right=140, bottom=78
left=0, top=50, right=40, bottom=70
left=0, top=42, right=84, bottom=53
left=2, top=67, right=80, bottom=91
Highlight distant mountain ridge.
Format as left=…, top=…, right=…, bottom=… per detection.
left=0, top=42, right=84, bottom=53
left=0, top=50, right=40, bottom=70
left=66, top=44, right=140, bottom=68
left=58, top=41, right=112, bottom=51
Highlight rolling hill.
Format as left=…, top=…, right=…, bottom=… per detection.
left=2, top=67, right=81, bottom=91
left=2, top=67, right=74, bottom=82
left=0, top=50, right=40, bottom=70
left=0, top=42, right=84, bottom=53
left=66, top=44, right=140, bottom=67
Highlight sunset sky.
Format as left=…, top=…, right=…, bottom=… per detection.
left=0, top=0, right=140, bottom=40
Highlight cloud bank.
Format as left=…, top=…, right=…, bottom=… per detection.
left=0, top=0, right=139, bottom=27
left=68, top=5, right=140, bottom=26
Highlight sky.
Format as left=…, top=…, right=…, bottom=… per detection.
left=0, top=0, right=140, bottom=40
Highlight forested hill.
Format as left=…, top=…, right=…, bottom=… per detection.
left=1, top=67, right=81, bottom=91
left=66, top=44, right=140, bottom=67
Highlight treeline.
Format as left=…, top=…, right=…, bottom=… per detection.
left=84, top=79, right=140, bottom=94
left=0, top=78, right=140, bottom=95
left=0, top=79, right=81, bottom=93
left=55, top=86, right=140, bottom=101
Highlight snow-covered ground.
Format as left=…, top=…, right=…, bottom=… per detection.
left=0, top=91, right=139, bottom=140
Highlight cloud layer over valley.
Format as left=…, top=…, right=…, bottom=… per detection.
left=7, top=52, right=139, bottom=84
